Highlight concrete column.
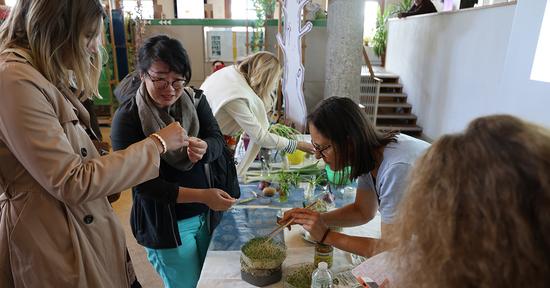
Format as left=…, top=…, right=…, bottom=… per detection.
left=324, top=0, right=364, bottom=102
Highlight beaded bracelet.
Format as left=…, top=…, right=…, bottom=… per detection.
left=150, top=133, right=167, bottom=154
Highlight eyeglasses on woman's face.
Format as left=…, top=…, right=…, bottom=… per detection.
left=312, top=142, right=332, bottom=159
left=146, top=71, right=186, bottom=90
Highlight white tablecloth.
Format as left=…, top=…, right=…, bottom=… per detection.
left=197, top=215, right=381, bottom=287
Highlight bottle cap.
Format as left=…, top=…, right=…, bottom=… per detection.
left=318, top=262, right=328, bottom=269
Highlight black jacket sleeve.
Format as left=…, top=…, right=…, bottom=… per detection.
left=195, top=95, right=225, bottom=163
left=110, top=101, right=179, bottom=204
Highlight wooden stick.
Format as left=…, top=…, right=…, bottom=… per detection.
left=264, top=200, right=319, bottom=243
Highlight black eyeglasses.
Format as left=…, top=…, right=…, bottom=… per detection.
left=146, top=72, right=186, bottom=90
left=312, top=142, right=332, bottom=158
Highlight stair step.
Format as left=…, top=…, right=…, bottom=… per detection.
left=360, top=93, right=407, bottom=99
left=360, top=83, right=403, bottom=88
left=379, top=92, right=407, bottom=98
left=379, top=83, right=403, bottom=88
left=365, top=102, right=412, bottom=108
left=377, top=113, right=417, bottom=120
left=361, top=66, right=400, bottom=79
left=376, top=124, right=423, bottom=132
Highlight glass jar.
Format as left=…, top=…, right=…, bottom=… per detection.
left=314, top=243, right=333, bottom=268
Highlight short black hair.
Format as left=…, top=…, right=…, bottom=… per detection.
left=307, top=97, right=397, bottom=180
left=138, top=35, right=191, bottom=83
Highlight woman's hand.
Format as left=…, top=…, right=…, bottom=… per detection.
left=187, top=137, right=208, bottom=163
left=203, top=188, right=236, bottom=211
left=282, top=208, right=328, bottom=242
left=297, top=141, right=315, bottom=154
left=156, top=122, right=189, bottom=151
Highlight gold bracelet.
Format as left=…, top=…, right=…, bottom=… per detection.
left=150, top=133, right=167, bottom=154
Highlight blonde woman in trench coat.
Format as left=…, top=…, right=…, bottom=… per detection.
left=0, top=0, right=188, bottom=287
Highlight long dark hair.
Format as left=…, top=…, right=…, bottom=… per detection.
left=307, top=97, right=397, bottom=179
left=138, top=35, right=191, bottom=83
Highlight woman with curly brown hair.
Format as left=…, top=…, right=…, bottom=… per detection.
left=388, top=115, right=550, bottom=287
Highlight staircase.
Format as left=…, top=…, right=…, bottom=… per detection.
left=360, top=66, right=423, bottom=137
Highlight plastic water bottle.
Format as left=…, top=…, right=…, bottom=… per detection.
left=311, top=261, right=333, bottom=288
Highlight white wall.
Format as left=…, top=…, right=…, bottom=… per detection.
left=385, top=2, right=550, bottom=140
left=498, top=0, right=550, bottom=126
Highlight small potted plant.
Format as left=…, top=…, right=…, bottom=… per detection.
left=241, top=236, right=287, bottom=286
left=283, top=263, right=316, bottom=288
left=277, top=171, right=300, bottom=202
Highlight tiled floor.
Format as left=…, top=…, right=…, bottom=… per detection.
left=101, top=127, right=163, bottom=287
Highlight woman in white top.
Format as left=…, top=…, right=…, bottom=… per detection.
left=200, top=51, right=314, bottom=175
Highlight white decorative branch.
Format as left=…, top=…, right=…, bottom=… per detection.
left=277, top=0, right=313, bottom=132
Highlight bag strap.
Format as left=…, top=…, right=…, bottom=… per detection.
left=183, top=87, right=203, bottom=109
left=183, top=87, right=215, bottom=188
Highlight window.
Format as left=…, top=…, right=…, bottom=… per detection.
left=176, top=0, right=204, bottom=18
left=232, top=0, right=258, bottom=19
left=531, top=0, right=550, bottom=83
left=363, top=1, right=379, bottom=41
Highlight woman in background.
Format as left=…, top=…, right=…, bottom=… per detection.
left=200, top=51, right=314, bottom=175
left=388, top=115, right=550, bottom=287
left=0, top=1, right=187, bottom=286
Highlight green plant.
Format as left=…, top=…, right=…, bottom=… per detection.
left=371, top=0, right=413, bottom=58
left=242, top=237, right=285, bottom=262
left=250, top=0, right=275, bottom=52
left=253, top=0, right=276, bottom=19
left=276, top=170, right=303, bottom=202
left=269, top=123, right=299, bottom=140
left=372, top=7, right=390, bottom=58
left=306, top=173, right=327, bottom=188
left=394, top=0, right=413, bottom=14
left=241, top=237, right=286, bottom=270
left=284, top=263, right=316, bottom=288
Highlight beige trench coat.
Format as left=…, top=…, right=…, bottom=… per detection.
left=0, top=50, right=161, bottom=287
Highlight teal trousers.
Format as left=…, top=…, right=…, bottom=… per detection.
left=145, top=214, right=211, bottom=288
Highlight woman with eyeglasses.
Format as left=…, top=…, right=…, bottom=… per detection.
left=200, top=51, right=315, bottom=176
left=281, top=97, right=430, bottom=257
left=111, top=35, right=236, bottom=288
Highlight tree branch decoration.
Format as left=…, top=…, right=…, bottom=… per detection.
left=276, top=0, right=313, bottom=132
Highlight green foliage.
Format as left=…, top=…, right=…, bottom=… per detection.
left=242, top=237, right=285, bottom=262
left=394, top=0, right=413, bottom=14
left=306, top=173, right=327, bottom=188
left=371, top=0, right=413, bottom=58
left=284, top=263, right=316, bottom=288
left=277, top=171, right=299, bottom=194
left=251, top=0, right=275, bottom=52
left=269, top=123, right=299, bottom=140
left=253, top=0, right=276, bottom=20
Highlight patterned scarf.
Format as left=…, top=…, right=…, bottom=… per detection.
left=136, top=83, right=200, bottom=171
